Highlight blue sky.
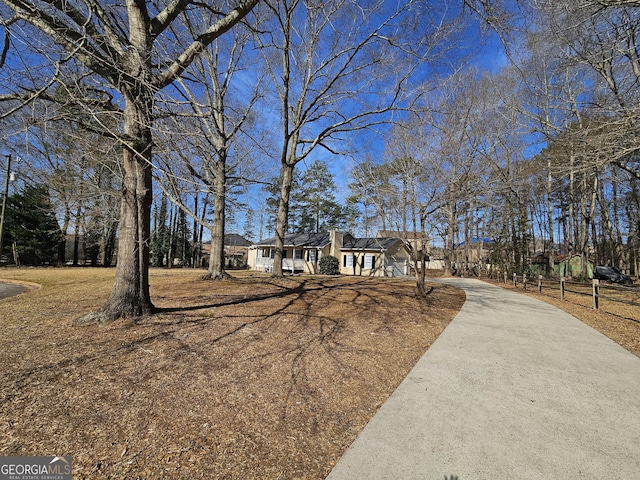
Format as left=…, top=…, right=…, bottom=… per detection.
left=302, top=13, right=511, bottom=206
left=0, top=1, right=513, bottom=242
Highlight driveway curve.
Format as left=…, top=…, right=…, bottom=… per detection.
left=327, top=278, right=640, bottom=480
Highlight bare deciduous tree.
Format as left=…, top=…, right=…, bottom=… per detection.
left=154, top=17, right=263, bottom=280
left=258, top=0, right=457, bottom=276
left=0, top=0, right=259, bottom=323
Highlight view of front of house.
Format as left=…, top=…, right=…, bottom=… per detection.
left=247, top=231, right=411, bottom=277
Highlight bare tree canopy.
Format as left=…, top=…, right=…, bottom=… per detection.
left=260, top=0, right=462, bottom=276
left=0, top=0, right=260, bottom=323
left=2, top=0, right=640, bottom=312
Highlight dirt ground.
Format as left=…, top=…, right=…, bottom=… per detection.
left=0, top=268, right=464, bottom=480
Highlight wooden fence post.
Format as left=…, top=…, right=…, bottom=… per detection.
left=513, top=272, right=517, bottom=287
left=560, top=277, right=565, bottom=301
left=538, top=275, right=542, bottom=293
left=592, top=279, right=600, bottom=310
left=504, top=272, right=508, bottom=284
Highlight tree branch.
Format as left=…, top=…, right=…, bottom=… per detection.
left=154, top=0, right=261, bottom=89
left=151, top=0, right=193, bottom=37
left=3, top=0, right=119, bottom=80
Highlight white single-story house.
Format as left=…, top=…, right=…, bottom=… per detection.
left=247, top=230, right=411, bottom=277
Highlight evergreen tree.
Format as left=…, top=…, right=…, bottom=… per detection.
left=264, top=171, right=304, bottom=234
left=4, top=185, right=62, bottom=265
left=265, top=160, right=352, bottom=234
left=297, top=160, right=350, bottom=233
left=243, top=207, right=256, bottom=242
left=151, top=195, right=170, bottom=267
left=174, top=208, right=192, bottom=266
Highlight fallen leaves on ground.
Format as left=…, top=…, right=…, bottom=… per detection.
left=0, top=268, right=464, bottom=479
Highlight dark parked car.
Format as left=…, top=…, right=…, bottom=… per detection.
left=593, top=266, right=634, bottom=285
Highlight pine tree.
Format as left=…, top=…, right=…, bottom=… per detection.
left=151, top=195, right=170, bottom=267
left=265, top=160, right=352, bottom=235
left=264, top=171, right=304, bottom=234
left=173, top=208, right=192, bottom=267
left=243, top=207, right=256, bottom=242
left=4, top=185, right=62, bottom=265
left=297, top=160, right=350, bottom=233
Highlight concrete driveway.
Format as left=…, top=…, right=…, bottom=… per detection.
left=326, top=278, right=640, bottom=480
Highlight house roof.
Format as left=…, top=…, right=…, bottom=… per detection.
left=224, top=233, right=252, bottom=247
left=202, top=234, right=252, bottom=248
left=253, top=232, right=331, bottom=248
left=342, top=237, right=402, bottom=251
left=252, top=232, right=405, bottom=252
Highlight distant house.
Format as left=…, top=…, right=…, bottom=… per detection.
left=377, top=231, right=432, bottom=272
left=376, top=231, right=430, bottom=255
left=455, top=237, right=495, bottom=262
left=247, top=230, right=411, bottom=276
left=200, top=233, right=252, bottom=268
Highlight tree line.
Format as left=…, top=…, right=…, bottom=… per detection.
left=350, top=1, right=640, bottom=282
left=0, top=0, right=638, bottom=324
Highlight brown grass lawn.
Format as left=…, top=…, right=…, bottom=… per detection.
left=0, top=268, right=464, bottom=479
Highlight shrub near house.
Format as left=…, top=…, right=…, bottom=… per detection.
left=319, top=255, right=339, bottom=275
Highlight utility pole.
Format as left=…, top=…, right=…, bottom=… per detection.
left=0, top=154, right=11, bottom=259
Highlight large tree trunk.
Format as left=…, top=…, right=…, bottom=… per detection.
left=203, top=158, right=229, bottom=280
left=414, top=210, right=429, bottom=295
left=79, top=74, right=154, bottom=322
left=273, top=162, right=295, bottom=277
left=578, top=168, right=598, bottom=279
left=443, top=198, right=456, bottom=276
left=546, top=155, right=555, bottom=276
left=414, top=253, right=427, bottom=295
left=79, top=140, right=154, bottom=322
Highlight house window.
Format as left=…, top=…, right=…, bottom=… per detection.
left=269, top=249, right=275, bottom=259
left=308, top=249, right=317, bottom=263
left=364, top=255, right=375, bottom=269
left=294, top=249, right=303, bottom=260
left=345, top=254, right=354, bottom=268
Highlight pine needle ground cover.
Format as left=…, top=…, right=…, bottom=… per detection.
left=0, top=268, right=464, bottom=479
